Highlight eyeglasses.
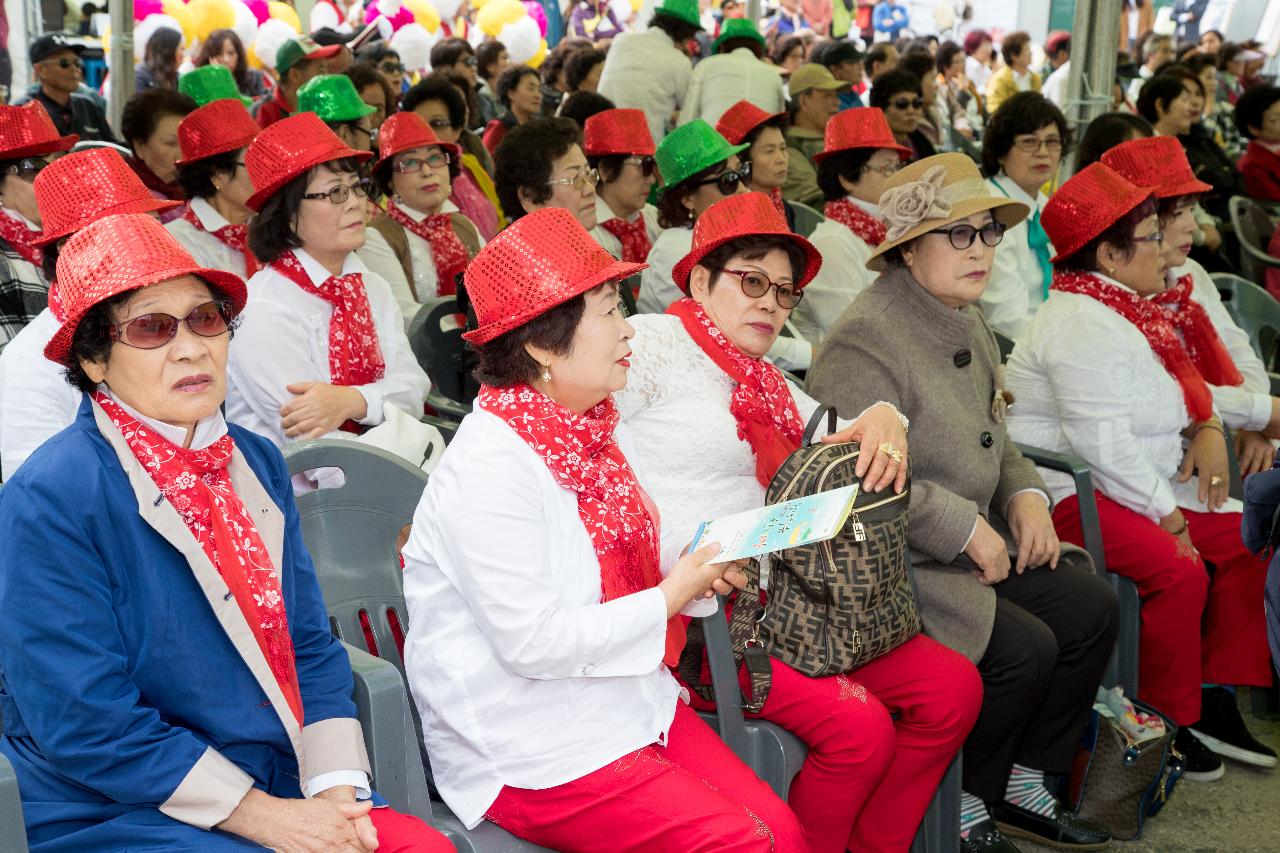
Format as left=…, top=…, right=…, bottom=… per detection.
left=1136, top=229, right=1164, bottom=245
left=862, top=160, right=901, bottom=177
left=380, top=61, right=405, bottom=74
left=345, top=123, right=372, bottom=139
left=394, top=150, right=455, bottom=172
left=425, top=117, right=455, bottom=131
left=5, top=158, right=50, bottom=181
left=1011, top=135, right=1064, bottom=153
left=721, top=269, right=804, bottom=308
left=42, top=57, right=82, bottom=70
left=928, top=221, right=1007, bottom=249
left=546, top=167, right=600, bottom=191
left=463, top=56, right=478, bottom=68
left=108, top=300, right=233, bottom=349
left=623, top=155, right=658, bottom=177
left=302, top=179, right=372, bottom=204
left=890, top=96, right=925, bottom=110
left=691, top=161, right=752, bottom=196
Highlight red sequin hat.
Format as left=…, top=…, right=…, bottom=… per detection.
left=463, top=208, right=647, bottom=345
left=1042, top=163, right=1157, bottom=264
left=715, top=100, right=784, bottom=146
left=583, top=109, right=657, bottom=157
left=1100, top=135, right=1212, bottom=200
left=0, top=102, right=78, bottom=159
left=672, top=192, right=822, bottom=291
left=244, top=112, right=371, bottom=212
left=44, top=213, right=249, bottom=365
left=33, top=148, right=180, bottom=247
left=373, top=111, right=461, bottom=173
left=814, top=107, right=911, bottom=163
left=176, top=99, right=261, bottom=167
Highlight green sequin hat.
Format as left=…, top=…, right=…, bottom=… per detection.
left=654, top=0, right=702, bottom=29
left=178, top=65, right=252, bottom=108
left=712, top=18, right=765, bottom=53
left=655, top=119, right=747, bottom=192
left=297, top=74, right=377, bottom=123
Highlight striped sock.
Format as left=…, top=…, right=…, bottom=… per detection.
left=959, top=791, right=990, bottom=839
left=1004, top=764, right=1058, bottom=817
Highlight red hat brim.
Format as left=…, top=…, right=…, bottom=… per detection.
left=813, top=139, right=912, bottom=163
left=463, top=257, right=647, bottom=345
left=1048, top=184, right=1158, bottom=264
left=672, top=230, right=822, bottom=293
left=246, top=144, right=372, bottom=212
left=1152, top=175, right=1214, bottom=199
left=4, top=133, right=79, bottom=160
left=719, top=109, right=785, bottom=145
left=34, top=196, right=182, bottom=247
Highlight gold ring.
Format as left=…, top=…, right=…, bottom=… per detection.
left=879, top=442, right=904, bottom=464
left=1210, top=475, right=1224, bottom=487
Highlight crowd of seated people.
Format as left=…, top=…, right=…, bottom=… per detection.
left=1, top=7, right=1279, bottom=853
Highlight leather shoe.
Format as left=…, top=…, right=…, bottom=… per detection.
left=991, top=799, right=1111, bottom=850
left=961, top=819, right=1022, bottom=852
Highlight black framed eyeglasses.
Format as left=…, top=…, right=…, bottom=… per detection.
left=692, top=161, right=752, bottom=196
left=623, top=155, right=658, bottom=177
left=928, top=221, right=1007, bottom=250
left=108, top=300, right=234, bottom=349
left=1011, top=135, right=1064, bottom=153
left=5, top=157, right=50, bottom=181
left=345, top=122, right=373, bottom=139
left=890, top=96, right=925, bottom=111
left=394, top=150, right=455, bottom=172
left=721, top=268, right=804, bottom=309
left=302, top=179, right=372, bottom=205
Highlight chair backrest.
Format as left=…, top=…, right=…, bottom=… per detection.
left=993, top=329, right=1016, bottom=363
left=1228, top=195, right=1280, bottom=285
left=0, top=753, right=27, bottom=853
left=619, top=274, right=640, bottom=317
left=1214, top=272, right=1280, bottom=372
left=285, top=440, right=428, bottom=675
left=408, top=297, right=472, bottom=405
left=788, top=201, right=825, bottom=239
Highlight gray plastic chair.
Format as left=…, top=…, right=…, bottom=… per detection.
left=1213, top=272, right=1280, bottom=373
left=788, top=201, right=825, bottom=238
left=1228, top=196, right=1280, bottom=286
left=0, top=753, right=28, bottom=853
left=407, top=297, right=472, bottom=420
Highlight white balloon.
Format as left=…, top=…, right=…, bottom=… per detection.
left=427, top=0, right=463, bottom=23
left=498, top=15, right=540, bottom=64
left=134, top=14, right=183, bottom=61
left=231, top=1, right=258, bottom=51
left=254, top=18, right=297, bottom=69
left=609, top=0, right=631, bottom=26
left=391, top=22, right=441, bottom=73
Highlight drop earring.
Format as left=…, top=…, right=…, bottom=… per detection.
left=540, top=363, right=552, bottom=383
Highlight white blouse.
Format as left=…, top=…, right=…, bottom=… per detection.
left=164, top=198, right=254, bottom=279
left=792, top=200, right=876, bottom=346
left=979, top=176, right=1054, bottom=341
left=0, top=307, right=79, bottom=477
left=402, top=409, right=680, bottom=829
left=225, top=248, right=430, bottom=450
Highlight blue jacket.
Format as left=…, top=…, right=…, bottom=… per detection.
left=1242, top=453, right=1280, bottom=674
left=0, top=396, right=369, bottom=850
left=872, top=2, right=908, bottom=39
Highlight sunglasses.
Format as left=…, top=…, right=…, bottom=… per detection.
left=721, top=268, right=803, bottom=309
left=623, top=155, right=658, bottom=177
left=692, top=161, right=752, bottom=196
left=394, top=150, right=455, bottom=172
left=928, top=221, right=1007, bottom=250
left=302, top=179, right=372, bottom=205
left=108, top=300, right=233, bottom=350
left=426, top=117, right=455, bottom=131
left=5, top=157, right=50, bottom=181
left=43, top=57, right=83, bottom=70
left=890, top=96, right=925, bottom=110
left=380, top=61, right=405, bottom=74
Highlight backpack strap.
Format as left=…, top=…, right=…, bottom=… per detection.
left=803, top=404, right=838, bottom=446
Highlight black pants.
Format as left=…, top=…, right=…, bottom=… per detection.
left=963, top=559, right=1119, bottom=801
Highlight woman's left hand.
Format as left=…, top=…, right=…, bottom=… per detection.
left=1006, top=492, right=1060, bottom=573
left=822, top=404, right=908, bottom=494
left=1235, top=429, right=1274, bottom=478
left=314, top=786, right=379, bottom=852
left=1179, top=425, right=1230, bottom=510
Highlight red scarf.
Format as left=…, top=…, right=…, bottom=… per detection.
left=767, top=187, right=787, bottom=220
left=667, top=298, right=804, bottom=486
left=599, top=215, right=652, bottom=264
left=1051, top=270, right=1215, bottom=421
left=1151, top=273, right=1244, bottom=388
left=94, top=392, right=304, bottom=723
left=271, top=251, right=385, bottom=387
left=477, top=384, right=685, bottom=666
left=0, top=210, right=44, bottom=267
left=182, top=204, right=262, bottom=277
left=386, top=201, right=470, bottom=297
left=824, top=198, right=887, bottom=246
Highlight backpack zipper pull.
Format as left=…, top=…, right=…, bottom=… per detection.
left=851, top=515, right=866, bottom=542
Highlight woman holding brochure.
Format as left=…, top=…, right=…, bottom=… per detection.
left=400, top=208, right=806, bottom=851
left=614, top=191, right=983, bottom=853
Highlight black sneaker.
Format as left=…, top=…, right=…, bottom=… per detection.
left=1175, top=727, right=1226, bottom=782
left=1189, top=686, right=1279, bottom=769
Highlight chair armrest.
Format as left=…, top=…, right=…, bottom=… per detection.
left=698, top=600, right=753, bottom=765
left=426, top=390, right=470, bottom=422
left=0, top=752, right=28, bottom=853
left=1269, top=372, right=1280, bottom=397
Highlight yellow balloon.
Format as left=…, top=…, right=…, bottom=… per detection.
left=471, top=0, right=490, bottom=8
left=629, top=0, right=641, bottom=11
left=404, top=0, right=441, bottom=32
left=159, top=0, right=197, bottom=42
left=267, top=0, right=302, bottom=32
left=476, top=0, right=524, bottom=37
left=527, top=38, right=547, bottom=68
left=187, top=0, right=236, bottom=40
left=246, top=43, right=262, bottom=68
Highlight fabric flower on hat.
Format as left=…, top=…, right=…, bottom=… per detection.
left=879, top=164, right=954, bottom=243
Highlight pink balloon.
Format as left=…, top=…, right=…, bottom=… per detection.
left=364, top=2, right=415, bottom=32
left=523, top=1, right=548, bottom=37
left=134, top=0, right=163, bottom=21
left=246, top=0, right=270, bottom=24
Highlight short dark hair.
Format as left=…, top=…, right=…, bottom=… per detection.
left=347, top=61, right=397, bottom=114
left=650, top=11, right=700, bottom=45
left=121, top=88, right=197, bottom=146
left=898, top=49, right=934, bottom=83
left=865, top=42, right=896, bottom=73
left=868, top=68, right=922, bottom=109
left=770, top=35, right=804, bottom=66
left=142, top=27, right=183, bottom=90
left=247, top=159, right=363, bottom=263
left=558, top=91, right=615, bottom=129
left=355, top=42, right=399, bottom=65
left=1073, top=111, right=1153, bottom=170
left=402, top=75, right=466, bottom=129
left=1235, top=83, right=1280, bottom=139
left=589, top=153, right=628, bottom=184
left=1136, top=74, right=1190, bottom=124
left=696, top=235, right=807, bottom=287
left=741, top=114, right=788, bottom=153
left=41, top=237, right=61, bottom=283
left=564, top=48, right=605, bottom=91
left=476, top=40, right=506, bottom=81
left=473, top=287, right=599, bottom=386
left=718, top=35, right=763, bottom=56
left=818, top=40, right=860, bottom=69
left=1000, top=31, right=1030, bottom=66
left=816, top=147, right=875, bottom=202
left=1183, top=52, right=1217, bottom=77
left=1154, top=63, right=1206, bottom=98
left=981, top=92, right=1072, bottom=177
left=937, top=40, right=963, bottom=74
left=176, top=148, right=243, bottom=200
left=430, top=36, right=474, bottom=70
left=496, top=64, right=538, bottom=108
left=1058, top=196, right=1158, bottom=272
left=493, top=117, right=580, bottom=220
left=963, top=29, right=990, bottom=55
left=656, top=157, right=733, bottom=229
left=541, top=38, right=592, bottom=86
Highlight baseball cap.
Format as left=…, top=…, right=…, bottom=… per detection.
left=276, top=36, right=342, bottom=76
left=30, top=33, right=85, bottom=65
left=788, top=63, right=852, bottom=97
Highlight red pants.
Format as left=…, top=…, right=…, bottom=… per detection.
left=368, top=807, right=456, bottom=852
left=484, top=701, right=804, bottom=852
left=1054, top=493, right=1272, bottom=725
left=744, top=634, right=982, bottom=853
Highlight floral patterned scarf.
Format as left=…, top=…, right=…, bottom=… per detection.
left=823, top=197, right=888, bottom=246
left=0, top=210, right=43, bottom=267
left=599, top=215, right=652, bottom=264
left=181, top=204, right=261, bottom=277
left=1151, top=273, right=1244, bottom=388
left=386, top=200, right=470, bottom=297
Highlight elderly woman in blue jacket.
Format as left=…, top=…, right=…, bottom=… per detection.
left=0, top=214, right=452, bottom=852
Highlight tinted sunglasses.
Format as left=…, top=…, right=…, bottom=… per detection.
left=890, top=96, right=925, bottom=110
left=5, top=157, right=50, bottom=181
left=624, top=155, right=658, bottom=177
left=928, top=221, right=1007, bottom=250
left=692, top=161, right=752, bottom=195
left=44, top=57, right=83, bottom=70
left=108, top=300, right=234, bottom=349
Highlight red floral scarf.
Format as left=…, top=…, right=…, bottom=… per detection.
left=477, top=384, right=685, bottom=666
left=271, top=250, right=386, bottom=386
left=182, top=204, right=262, bottom=277
left=386, top=200, right=470, bottom=297
left=1151, top=273, right=1244, bottom=388
left=667, top=297, right=804, bottom=486
left=767, top=187, right=787, bottom=220
left=1051, top=270, right=1215, bottom=421
left=599, top=215, right=652, bottom=264
left=0, top=210, right=44, bottom=267
left=94, top=392, right=304, bottom=723
left=824, top=198, right=887, bottom=246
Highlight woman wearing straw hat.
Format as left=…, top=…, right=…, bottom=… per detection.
left=229, top=113, right=429, bottom=461
left=809, top=153, right=1117, bottom=853
left=1006, top=160, right=1277, bottom=782
left=616, top=191, right=982, bottom=853
left=793, top=107, right=909, bottom=345
left=360, top=111, right=483, bottom=325
left=0, top=147, right=180, bottom=478
left=401, top=207, right=805, bottom=851
left=0, top=213, right=453, bottom=852
left=583, top=108, right=663, bottom=264
left=167, top=98, right=261, bottom=279
left=0, top=103, right=76, bottom=348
